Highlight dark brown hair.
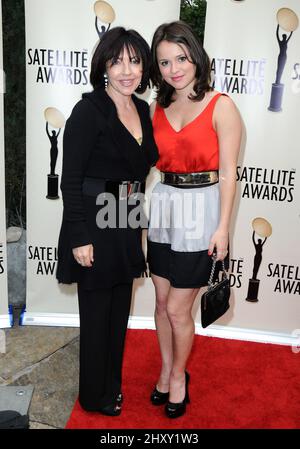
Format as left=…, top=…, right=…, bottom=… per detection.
left=90, top=27, right=151, bottom=93
left=151, top=21, right=212, bottom=107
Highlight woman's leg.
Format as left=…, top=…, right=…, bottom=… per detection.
left=77, top=283, right=113, bottom=410
left=77, top=282, right=133, bottom=410
left=166, top=287, right=200, bottom=403
left=109, top=282, right=133, bottom=397
left=151, top=274, right=173, bottom=393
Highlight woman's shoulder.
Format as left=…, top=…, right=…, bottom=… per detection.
left=132, top=94, right=151, bottom=113
left=211, top=90, right=234, bottom=107
left=209, top=90, right=238, bottom=119
left=82, top=88, right=111, bottom=115
left=70, top=96, right=97, bottom=114
left=133, top=95, right=159, bottom=121
left=68, top=89, right=108, bottom=122
left=212, top=91, right=241, bottom=126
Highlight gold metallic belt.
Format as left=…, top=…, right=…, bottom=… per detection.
left=161, top=171, right=219, bottom=187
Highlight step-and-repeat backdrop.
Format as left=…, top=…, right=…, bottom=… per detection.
left=23, top=0, right=180, bottom=327
left=0, top=0, right=10, bottom=329
left=23, top=0, right=299, bottom=345
left=202, top=0, right=300, bottom=341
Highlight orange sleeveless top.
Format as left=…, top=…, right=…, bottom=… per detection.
left=153, top=93, right=225, bottom=173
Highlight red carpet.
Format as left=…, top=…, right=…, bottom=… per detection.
left=66, top=329, right=300, bottom=429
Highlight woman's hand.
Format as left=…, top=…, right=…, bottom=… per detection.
left=72, top=244, right=94, bottom=267
left=208, top=229, right=228, bottom=261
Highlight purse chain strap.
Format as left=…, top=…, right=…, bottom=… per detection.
left=207, top=256, right=228, bottom=290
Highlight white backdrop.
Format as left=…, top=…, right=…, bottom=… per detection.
left=201, top=0, right=300, bottom=344
left=0, top=1, right=10, bottom=329
left=23, top=0, right=181, bottom=327
left=23, top=0, right=299, bottom=347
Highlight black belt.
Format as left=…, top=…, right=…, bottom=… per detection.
left=161, top=171, right=218, bottom=187
left=82, top=177, right=145, bottom=199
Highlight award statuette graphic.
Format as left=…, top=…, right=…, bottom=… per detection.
left=94, top=1, right=116, bottom=39
left=246, top=217, right=272, bottom=302
left=268, top=8, right=299, bottom=112
left=44, top=107, right=66, bottom=199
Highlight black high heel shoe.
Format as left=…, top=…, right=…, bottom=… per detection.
left=98, top=393, right=122, bottom=417
left=98, top=402, right=122, bottom=417
left=116, top=392, right=123, bottom=406
left=150, top=386, right=169, bottom=405
left=165, top=371, right=190, bottom=419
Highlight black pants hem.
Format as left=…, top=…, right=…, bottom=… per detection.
left=77, top=281, right=133, bottom=409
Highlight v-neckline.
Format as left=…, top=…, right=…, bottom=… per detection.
left=162, top=93, right=220, bottom=134
left=104, top=90, right=144, bottom=147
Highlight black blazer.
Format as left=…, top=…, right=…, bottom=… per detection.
left=56, top=88, right=158, bottom=287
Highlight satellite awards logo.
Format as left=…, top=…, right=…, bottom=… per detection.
left=268, top=8, right=299, bottom=112
left=43, top=1, right=115, bottom=200
left=94, top=1, right=116, bottom=39
left=44, top=108, right=66, bottom=200
left=246, top=217, right=272, bottom=302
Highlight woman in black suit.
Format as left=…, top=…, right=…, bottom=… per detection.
left=56, top=27, right=158, bottom=416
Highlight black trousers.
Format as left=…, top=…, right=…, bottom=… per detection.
left=77, top=282, right=133, bottom=410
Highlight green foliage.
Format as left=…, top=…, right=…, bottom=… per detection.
left=180, top=0, right=207, bottom=43
left=2, top=0, right=26, bottom=228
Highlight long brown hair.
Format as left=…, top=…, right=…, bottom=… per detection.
left=151, top=21, right=212, bottom=107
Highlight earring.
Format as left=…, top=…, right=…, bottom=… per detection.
left=104, top=73, right=108, bottom=88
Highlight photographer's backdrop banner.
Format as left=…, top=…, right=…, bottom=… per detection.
left=0, top=0, right=10, bottom=329
left=202, top=0, right=300, bottom=343
left=23, top=0, right=180, bottom=326
left=24, top=0, right=300, bottom=346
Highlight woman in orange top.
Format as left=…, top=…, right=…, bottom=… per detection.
left=147, top=21, right=242, bottom=418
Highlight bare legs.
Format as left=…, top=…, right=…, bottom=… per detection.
left=153, top=275, right=173, bottom=394
left=152, top=274, right=199, bottom=403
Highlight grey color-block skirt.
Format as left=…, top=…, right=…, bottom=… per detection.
left=147, top=182, right=228, bottom=288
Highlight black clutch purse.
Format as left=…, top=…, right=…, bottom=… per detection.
left=201, top=257, right=230, bottom=328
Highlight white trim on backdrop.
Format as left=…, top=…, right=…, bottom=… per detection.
left=0, top=309, right=13, bottom=328
left=20, top=309, right=298, bottom=347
